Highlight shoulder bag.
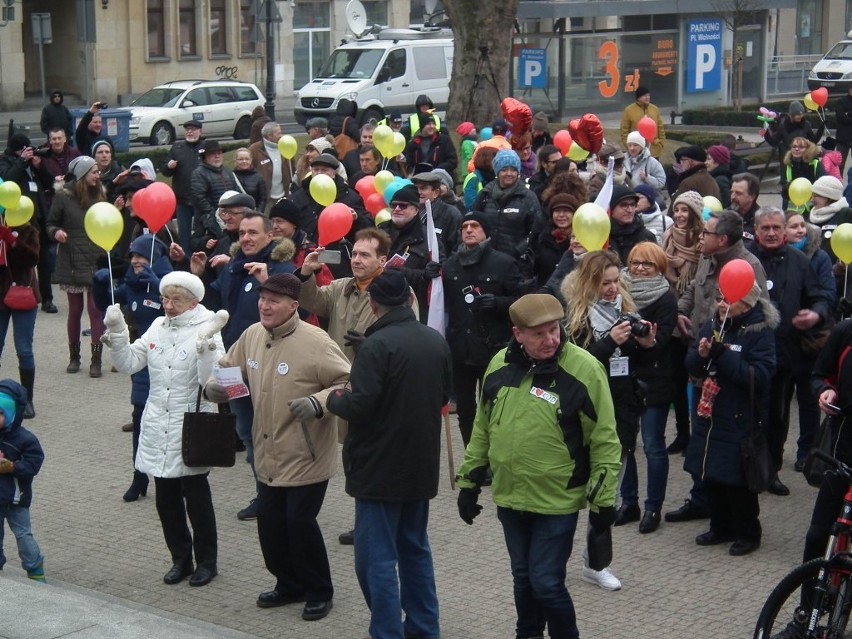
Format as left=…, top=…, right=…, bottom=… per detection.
left=182, top=386, right=236, bottom=467
left=3, top=272, right=37, bottom=311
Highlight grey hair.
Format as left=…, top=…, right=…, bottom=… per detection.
left=754, top=206, right=785, bottom=227
left=360, top=122, right=376, bottom=134
left=261, top=121, right=281, bottom=139
left=712, top=209, right=744, bottom=244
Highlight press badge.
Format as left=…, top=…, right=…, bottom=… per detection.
left=610, top=356, right=629, bottom=377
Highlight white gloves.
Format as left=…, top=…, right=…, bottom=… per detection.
left=104, top=304, right=127, bottom=333
left=196, top=309, right=229, bottom=354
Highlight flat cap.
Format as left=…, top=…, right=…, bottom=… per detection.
left=258, top=273, right=302, bottom=300
left=219, top=191, right=256, bottom=209
left=509, top=294, right=564, bottom=329
left=311, top=153, right=340, bottom=169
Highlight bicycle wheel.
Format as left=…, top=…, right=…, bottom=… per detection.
left=754, top=556, right=852, bottom=639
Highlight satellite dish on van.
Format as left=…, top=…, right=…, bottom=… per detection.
left=424, top=0, right=438, bottom=13
left=345, top=0, right=368, bottom=38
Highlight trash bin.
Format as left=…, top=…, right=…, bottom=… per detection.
left=71, top=108, right=131, bottom=153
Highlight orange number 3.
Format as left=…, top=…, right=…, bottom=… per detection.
left=598, top=41, right=620, bottom=99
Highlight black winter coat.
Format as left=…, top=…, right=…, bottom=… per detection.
left=837, top=93, right=852, bottom=147
left=540, top=250, right=581, bottom=301
left=40, top=101, right=72, bottom=139
left=608, top=216, right=657, bottom=265
left=530, top=228, right=570, bottom=288
left=404, top=132, right=458, bottom=175
left=812, top=319, right=852, bottom=465
left=472, top=180, right=543, bottom=261
left=160, top=138, right=204, bottom=205
left=685, top=302, right=777, bottom=487
left=632, top=287, right=678, bottom=406
left=327, top=306, right=452, bottom=501
left=75, top=111, right=113, bottom=156
left=0, top=153, right=48, bottom=229
left=189, top=163, right=239, bottom=251
left=379, top=216, right=432, bottom=320
left=234, top=168, right=268, bottom=213
left=329, top=99, right=360, bottom=142
left=424, top=198, right=461, bottom=261
left=442, top=241, right=523, bottom=365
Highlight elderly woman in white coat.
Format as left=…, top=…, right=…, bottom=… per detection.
left=102, top=271, right=228, bottom=588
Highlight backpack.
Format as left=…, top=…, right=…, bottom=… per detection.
left=334, top=116, right=358, bottom=158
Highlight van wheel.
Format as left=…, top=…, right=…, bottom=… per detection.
left=150, top=122, right=175, bottom=146
left=234, top=116, right=251, bottom=140
left=362, top=108, right=383, bottom=126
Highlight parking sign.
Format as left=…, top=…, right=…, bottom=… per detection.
left=687, top=19, right=722, bottom=93
left=519, top=49, right=546, bottom=89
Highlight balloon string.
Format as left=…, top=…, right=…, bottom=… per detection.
left=164, top=224, right=174, bottom=245
left=148, top=238, right=155, bottom=294
left=845, top=265, right=849, bottom=319
left=107, top=251, right=115, bottom=306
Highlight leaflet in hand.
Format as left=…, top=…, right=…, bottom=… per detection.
left=385, top=252, right=409, bottom=269
left=213, top=366, right=250, bottom=400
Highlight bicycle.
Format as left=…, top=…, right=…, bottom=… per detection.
left=754, top=448, right=852, bottom=639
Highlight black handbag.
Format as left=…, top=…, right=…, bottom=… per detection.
left=740, top=367, right=773, bottom=494
left=803, top=415, right=842, bottom=488
left=182, top=386, right=236, bottom=468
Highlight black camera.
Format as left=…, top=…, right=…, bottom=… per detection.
left=32, top=147, right=51, bottom=158
left=96, top=101, right=108, bottom=109
left=617, top=313, right=650, bottom=337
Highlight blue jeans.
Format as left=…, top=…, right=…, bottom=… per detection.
left=176, top=203, right=195, bottom=255
left=621, top=404, right=670, bottom=512
left=0, top=307, right=36, bottom=370
left=0, top=504, right=43, bottom=571
left=497, top=507, right=579, bottom=639
left=354, top=499, right=439, bottom=639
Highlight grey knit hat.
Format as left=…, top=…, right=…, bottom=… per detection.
left=69, top=156, right=97, bottom=180
left=672, top=190, right=704, bottom=218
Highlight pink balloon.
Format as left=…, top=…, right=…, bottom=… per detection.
left=318, top=203, right=354, bottom=246
left=553, top=130, right=573, bottom=156
left=637, top=116, right=657, bottom=143
left=812, top=87, right=829, bottom=108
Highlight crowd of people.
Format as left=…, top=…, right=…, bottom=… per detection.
left=2, top=86, right=852, bottom=639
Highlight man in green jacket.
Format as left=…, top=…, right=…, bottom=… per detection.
left=456, top=293, right=621, bottom=639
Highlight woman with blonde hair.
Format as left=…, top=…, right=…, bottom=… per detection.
left=781, top=136, right=823, bottom=210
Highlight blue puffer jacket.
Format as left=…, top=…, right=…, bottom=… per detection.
left=0, top=380, right=44, bottom=508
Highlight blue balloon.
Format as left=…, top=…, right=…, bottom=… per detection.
left=702, top=207, right=712, bottom=221
left=383, top=179, right=414, bottom=206
left=480, top=127, right=493, bottom=141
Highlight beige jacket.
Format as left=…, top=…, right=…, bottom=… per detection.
left=218, top=312, right=350, bottom=487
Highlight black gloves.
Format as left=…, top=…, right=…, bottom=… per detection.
left=471, top=293, right=497, bottom=311
left=709, top=341, right=726, bottom=359
left=137, top=265, right=160, bottom=286
left=457, top=487, right=482, bottom=525
left=343, top=329, right=366, bottom=352
left=423, top=261, right=441, bottom=279
left=588, top=506, right=616, bottom=533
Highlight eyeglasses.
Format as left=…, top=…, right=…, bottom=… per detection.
left=160, top=295, right=191, bottom=306
left=629, top=260, right=656, bottom=270
left=389, top=202, right=412, bottom=210
left=699, top=230, right=720, bottom=236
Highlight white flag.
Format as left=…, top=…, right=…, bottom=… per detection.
left=425, top=200, right=445, bottom=336
left=593, top=156, right=615, bottom=211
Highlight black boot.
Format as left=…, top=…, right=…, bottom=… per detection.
left=123, top=471, right=149, bottom=502
left=89, top=343, right=103, bottom=378
left=19, top=368, right=35, bottom=419
left=67, top=343, right=81, bottom=374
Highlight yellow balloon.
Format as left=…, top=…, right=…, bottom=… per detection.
left=309, top=174, right=337, bottom=207
left=703, top=195, right=723, bottom=213
left=803, top=93, right=818, bottom=111
left=567, top=143, right=590, bottom=162
left=374, top=170, right=394, bottom=195
left=573, top=202, right=610, bottom=251
left=383, top=132, right=406, bottom=159
left=84, top=202, right=124, bottom=251
left=374, top=209, right=391, bottom=226
left=5, top=196, right=34, bottom=227
left=277, top=135, right=297, bottom=160
left=788, top=177, right=813, bottom=207
left=0, top=182, right=22, bottom=209
left=831, top=223, right=852, bottom=264
left=373, top=124, right=393, bottom=156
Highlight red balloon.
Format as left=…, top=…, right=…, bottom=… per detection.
left=355, top=175, right=376, bottom=200
left=318, top=202, right=354, bottom=246
left=364, top=192, right=386, bottom=217
left=134, top=182, right=176, bottom=233
left=501, top=97, right=532, bottom=137
left=637, top=116, right=657, bottom=144
left=553, top=130, right=573, bottom=156
left=567, top=119, right=586, bottom=150
left=130, top=186, right=152, bottom=219
left=718, top=258, right=756, bottom=304
left=580, top=114, right=604, bottom=154
left=812, top=87, right=829, bottom=108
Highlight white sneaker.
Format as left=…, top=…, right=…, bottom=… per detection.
left=581, top=565, right=622, bottom=591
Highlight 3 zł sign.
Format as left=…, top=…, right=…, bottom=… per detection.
left=598, top=41, right=640, bottom=99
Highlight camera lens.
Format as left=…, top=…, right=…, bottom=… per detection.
left=631, top=320, right=650, bottom=337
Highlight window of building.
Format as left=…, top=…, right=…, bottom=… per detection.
left=240, top=0, right=258, bottom=55
left=210, top=0, right=227, bottom=55
left=147, top=0, right=166, bottom=59
left=797, top=0, right=823, bottom=55
left=293, top=2, right=331, bottom=90
left=179, top=0, right=198, bottom=57
left=362, top=1, right=388, bottom=28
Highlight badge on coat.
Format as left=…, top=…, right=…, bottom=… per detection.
left=178, top=349, right=188, bottom=360
left=766, top=280, right=774, bottom=291
left=247, top=358, right=259, bottom=370
left=530, top=386, right=557, bottom=405
left=277, top=363, right=289, bottom=376
left=244, top=282, right=253, bottom=292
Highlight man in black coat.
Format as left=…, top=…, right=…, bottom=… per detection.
left=753, top=206, right=832, bottom=496
left=326, top=268, right=451, bottom=639
left=836, top=85, right=852, bottom=175
left=39, top=90, right=73, bottom=141
left=410, top=171, right=461, bottom=261
left=161, top=120, right=204, bottom=253
left=404, top=115, right=458, bottom=176
left=75, top=102, right=113, bottom=155
left=608, top=185, right=656, bottom=265
left=442, top=212, right=522, bottom=445
left=189, top=140, right=239, bottom=252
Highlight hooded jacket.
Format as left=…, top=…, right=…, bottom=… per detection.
left=0, top=380, right=44, bottom=508
left=39, top=91, right=73, bottom=139
left=472, top=179, right=543, bottom=260
left=624, top=147, right=666, bottom=191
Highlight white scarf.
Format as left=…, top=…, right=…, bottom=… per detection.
left=263, top=138, right=285, bottom=199
left=589, top=295, right=623, bottom=341
left=809, top=196, right=850, bottom=225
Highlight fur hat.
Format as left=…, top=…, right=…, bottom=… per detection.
left=258, top=273, right=302, bottom=300
left=626, top=131, right=646, bottom=149
left=789, top=101, right=806, bottom=117
left=269, top=198, right=301, bottom=226
left=160, top=271, right=205, bottom=301
left=509, top=294, right=564, bottom=329
left=672, top=190, right=704, bottom=218
left=812, top=175, right=844, bottom=202
left=532, top=112, right=549, bottom=132
left=635, top=85, right=651, bottom=100
left=455, top=122, right=476, bottom=137
left=707, top=145, right=731, bottom=166
left=633, top=183, right=658, bottom=205
left=69, top=156, right=97, bottom=180
left=676, top=145, right=707, bottom=163
left=461, top=211, right=492, bottom=237
left=369, top=269, right=410, bottom=306
left=492, top=149, right=521, bottom=174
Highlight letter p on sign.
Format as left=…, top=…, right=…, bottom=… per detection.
left=694, top=44, right=715, bottom=90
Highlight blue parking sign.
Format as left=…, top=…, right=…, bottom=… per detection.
left=687, top=20, right=722, bottom=93
left=519, top=49, right=546, bottom=89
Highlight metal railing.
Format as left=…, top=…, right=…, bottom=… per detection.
left=767, top=53, right=823, bottom=96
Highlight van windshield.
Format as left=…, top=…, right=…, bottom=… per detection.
left=317, top=49, right=384, bottom=79
left=825, top=42, right=852, bottom=60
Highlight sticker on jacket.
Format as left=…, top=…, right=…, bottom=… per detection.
left=530, top=387, right=557, bottom=404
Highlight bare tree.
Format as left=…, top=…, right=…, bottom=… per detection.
left=443, top=0, right=519, bottom=126
left=710, top=0, right=765, bottom=111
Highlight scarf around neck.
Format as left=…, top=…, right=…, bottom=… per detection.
left=626, top=272, right=670, bottom=308
left=590, top=295, right=623, bottom=341
left=263, top=138, right=285, bottom=199
left=664, top=226, right=701, bottom=294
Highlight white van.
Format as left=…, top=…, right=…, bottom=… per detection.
left=808, top=30, right=852, bottom=94
left=293, top=27, right=454, bottom=126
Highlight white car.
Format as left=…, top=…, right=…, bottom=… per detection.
left=121, top=80, right=265, bottom=146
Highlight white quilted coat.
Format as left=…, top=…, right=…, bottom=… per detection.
left=107, top=304, right=225, bottom=478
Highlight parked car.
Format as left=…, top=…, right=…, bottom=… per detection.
left=120, top=80, right=265, bottom=146
left=808, top=30, right=852, bottom=95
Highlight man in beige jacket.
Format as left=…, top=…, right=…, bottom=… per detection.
left=206, top=273, right=349, bottom=622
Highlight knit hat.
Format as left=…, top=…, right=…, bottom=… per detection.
left=626, top=131, right=646, bottom=149
left=129, top=234, right=167, bottom=262
left=633, top=183, right=658, bottom=205
left=419, top=113, right=436, bottom=128
left=532, top=112, right=549, bottom=132
left=635, top=85, right=651, bottom=100
left=258, top=273, right=302, bottom=300
left=6, top=133, right=31, bottom=154
left=707, top=145, right=731, bottom=166
left=461, top=211, right=492, bottom=237
left=742, top=282, right=762, bottom=308
left=509, top=294, right=564, bottom=329
left=455, top=121, right=476, bottom=137
left=812, top=175, right=844, bottom=201
left=389, top=184, right=420, bottom=206
left=610, top=185, right=638, bottom=209
left=676, top=145, right=707, bottom=163
left=91, top=139, right=113, bottom=156
left=432, top=168, right=454, bottom=191
left=159, top=271, right=205, bottom=301
left=0, top=392, right=16, bottom=428
left=369, top=269, right=410, bottom=306
left=307, top=137, right=333, bottom=154
left=492, top=149, right=521, bottom=174
left=672, top=190, right=704, bottom=218
left=492, top=118, right=509, bottom=135
left=822, top=136, right=837, bottom=151
left=68, top=156, right=97, bottom=180
left=597, top=143, right=625, bottom=162
left=548, top=193, right=580, bottom=214
left=269, top=198, right=301, bottom=226
left=789, top=101, right=806, bottom=117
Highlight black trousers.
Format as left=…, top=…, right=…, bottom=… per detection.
left=154, top=473, right=217, bottom=570
left=767, top=368, right=794, bottom=471
left=36, top=231, right=54, bottom=303
left=705, top=479, right=761, bottom=542
left=257, top=480, right=333, bottom=602
left=453, top=360, right=487, bottom=447
left=670, top=338, right=691, bottom=439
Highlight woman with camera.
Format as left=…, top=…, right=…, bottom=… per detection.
left=561, top=250, right=657, bottom=589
